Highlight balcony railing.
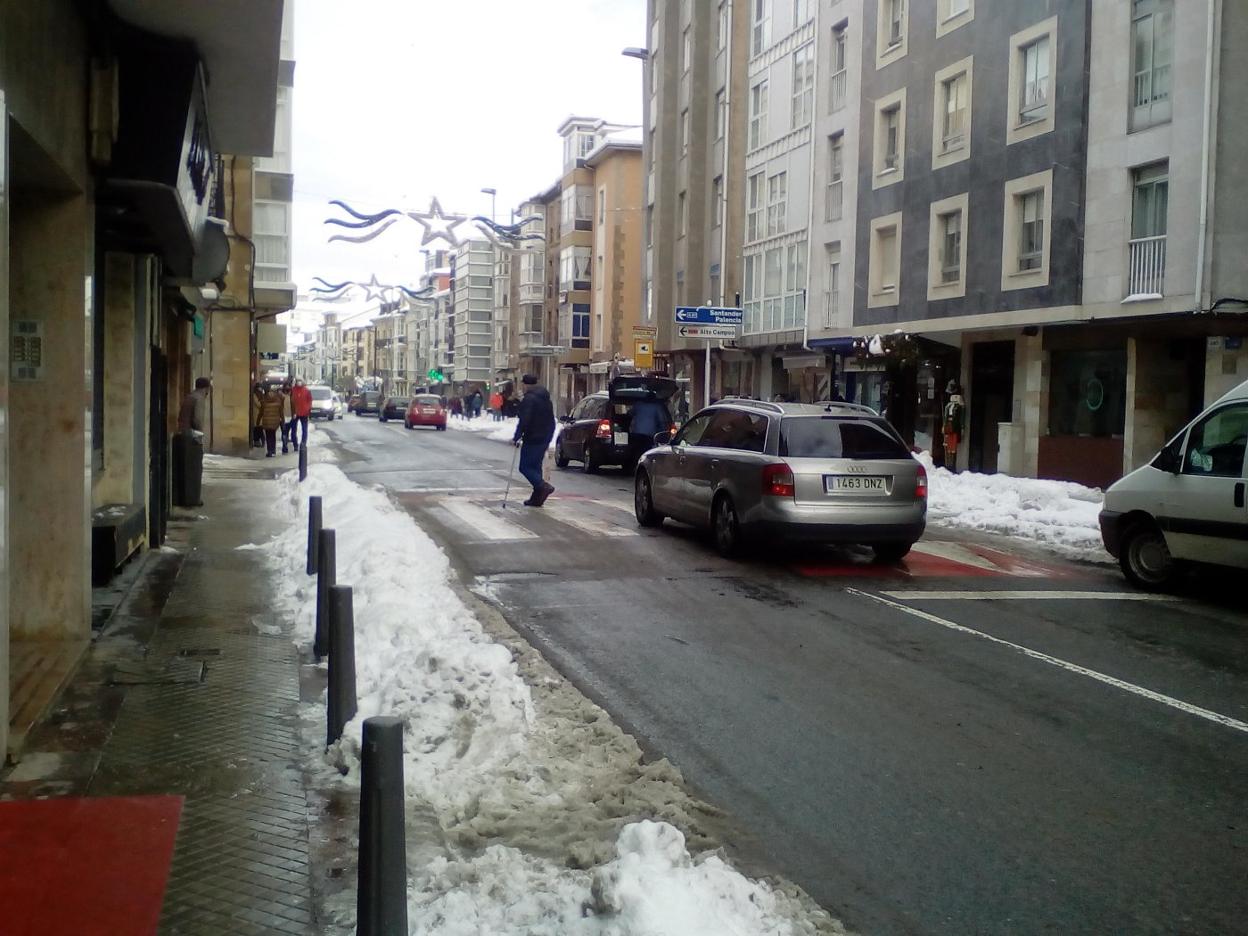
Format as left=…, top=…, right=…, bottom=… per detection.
left=829, top=69, right=846, bottom=111
left=825, top=180, right=843, bottom=222
left=1126, top=234, right=1166, bottom=299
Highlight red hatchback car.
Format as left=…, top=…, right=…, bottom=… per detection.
left=405, top=394, right=447, bottom=431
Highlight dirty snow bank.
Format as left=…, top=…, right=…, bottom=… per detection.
left=262, top=462, right=841, bottom=935
left=918, top=452, right=1106, bottom=562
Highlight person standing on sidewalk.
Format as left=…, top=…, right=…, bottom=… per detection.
left=258, top=385, right=285, bottom=457
left=489, top=389, right=504, bottom=422
left=279, top=383, right=294, bottom=454
left=290, top=378, right=312, bottom=450
left=178, top=377, right=212, bottom=436
left=512, top=374, right=556, bottom=507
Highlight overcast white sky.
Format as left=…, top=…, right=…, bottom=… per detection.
left=291, top=0, right=645, bottom=307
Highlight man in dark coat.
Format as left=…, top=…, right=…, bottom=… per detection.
left=512, top=374, right=556, bottom=506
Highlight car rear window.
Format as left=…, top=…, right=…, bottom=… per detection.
left=779, top=417, right=910, bottom=459
left=310, top=388, right=331, bottom=400
left=414, top=395, right=440, bottom=405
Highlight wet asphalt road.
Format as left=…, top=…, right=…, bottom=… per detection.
left=318, top=414, right=1248, bottom=936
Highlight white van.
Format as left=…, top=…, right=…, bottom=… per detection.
left=1100, top=378, right=1248, bottom=589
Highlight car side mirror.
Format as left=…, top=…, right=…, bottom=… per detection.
left=653, top=431, right=673, bottom=446
left=1153, top=443, right=1182, bottom=475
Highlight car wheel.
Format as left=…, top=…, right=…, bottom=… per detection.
left=555, top=442, right=570, bottom=469
left=1119, top=521, right=1176, bottom=591
left=712, top=494, right=742, bottom=558
left=873, top=542, right=913, bottom=563
left=582, top=444, right=599, bottom=474
left=634, top=472, right=664, bottom=528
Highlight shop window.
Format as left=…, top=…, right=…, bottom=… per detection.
left=1048, top=349, right=1127, bottom=437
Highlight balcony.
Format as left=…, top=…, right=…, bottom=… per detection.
left=1126, top=235, right=1166, bottom=300
left=519, top=283, right=544, bottom=304
left=825, top=180, right=843, bottom=222
left=829, top=69, right=846, bottom=112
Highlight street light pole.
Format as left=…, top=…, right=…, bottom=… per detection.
left=481, top=187, right=497, bottom=223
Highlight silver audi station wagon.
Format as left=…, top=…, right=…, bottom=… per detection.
left=634, top=400, right=928, bottom=558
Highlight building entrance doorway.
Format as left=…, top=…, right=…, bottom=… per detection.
left=969, top=341, right=1015, bottom=473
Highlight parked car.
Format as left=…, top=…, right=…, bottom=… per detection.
left=1100, top=378, right=1248, bottom=590
left=353, top=390, right=382, bottom=416
left=308, top=385, right=342, bottom=420
left=634, top=400, right=928, bottom=559
left=378, top=396, right=408, bottom=422
left=555, top=376, right=679, bottom=473
left=405, top=393, right=447, bottom=431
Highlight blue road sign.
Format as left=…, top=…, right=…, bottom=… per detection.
left=674, top=305, right=744, bottom=326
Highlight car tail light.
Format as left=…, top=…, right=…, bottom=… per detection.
left=915, top=464, right=928, bottom=499
left=595, top=419, right=612, bottom=440
left=762, top=463, right=795, bottom=498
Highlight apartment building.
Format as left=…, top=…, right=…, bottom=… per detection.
left=645, top=0, right=750, bottom=407
left=492, top=249, right=513, bottom=386
left=512, top=197, right=552, bottom=388
left=806, top=0, right=868, bottom=398
left=451, top=238, right=496, bottom=388
left=373, top=303, right=406, bottom=395
left=253, top=1, right=298, bottom=318
left=843, top=0, right=1246, bottom=487
left=585, top=137, right=645, bottom=392
left=737, top=0, right=820, bottom=400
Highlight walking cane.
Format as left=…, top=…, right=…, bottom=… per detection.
left=501, top=443, right=519, bottom=509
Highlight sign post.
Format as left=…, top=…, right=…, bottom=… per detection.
left=674, top=307, right=743, bottom=407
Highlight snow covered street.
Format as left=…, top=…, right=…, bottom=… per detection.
left=255, top=457, right=841, bottom=935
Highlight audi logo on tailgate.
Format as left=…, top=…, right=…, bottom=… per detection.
left=844, top=465, right=869, bottom=473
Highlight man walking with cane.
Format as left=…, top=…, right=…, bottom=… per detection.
left=512, top=374, right=556, bottom=507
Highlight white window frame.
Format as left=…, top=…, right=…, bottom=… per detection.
left=766, top=171, right=787, bottom=237
left=1130, top=0, right=1173, bottom=131
left=931, top=56, right=973, bottom=170
left=749, top=78, right=769, bottom=150
left=936, top=0, right=973, bottom=37
left=872, top=88, right=906, bottom=188
left=794, top=0, right=812, bottom=26
left=829, top=24, right=848, bottom=113
left=253, top=198, right=291, bottom=283
left=715, top=90, right=726, bottom=140
left=678, top=191, right=688, bottom=238
left=1006, top=17, right=1057, bottom=145
left=713, top=175, right=725, bottom=229
left=927, top=192, right=969, bottom=300
left=752, top=0, right=771, bottom=57
left=680, top=108, right=690, bottom=156
left=791, top=43, right=815, bottom=129
left=876, top=0, right=908, bottom=69
left=1001, top=169, right=1053, bottom=291
left=682, top=26, right=692, bottom=73
left=825, top=134, right=844, bottom=222
left=823, top=244, right=841, bottom=327
left=868, top=212, right=903, bottom=308
left=718, top=1, right=730, bottom=52
left=747, top=172, right=765, bottom=242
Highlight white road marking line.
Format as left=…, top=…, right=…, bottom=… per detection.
left=541, top=504, right=639, bottom=537
left=910, top=541, right=1012, bottom=574
left=436, top=500, right=537, bottom=542
left=846, top=587, right=1248, bottom=735
left=880, top=590, right=1183, bottom=602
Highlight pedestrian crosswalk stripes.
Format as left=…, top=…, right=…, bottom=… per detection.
left=540, top=504, right=639, bottom=537
left=435, top=499, right=538, bottom=542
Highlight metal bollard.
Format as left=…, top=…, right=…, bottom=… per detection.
left=326, top=585, right=358, bottom=747
left=298, top=443, right=308, bottom=482
left=307, top=496, right=322, bottom=576
left=357, top=716, right=408, bottom=936
left=313, top=528, right=335, bottom=661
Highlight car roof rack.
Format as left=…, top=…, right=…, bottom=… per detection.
left=814, top=400, right=879, bottom=415
left=718, top=399, right=785, bottom=414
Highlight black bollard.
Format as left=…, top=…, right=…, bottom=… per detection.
left=307, top=496, right=322, bottom=576
left=298, top=443, right=308, bottom=482
left=326, top=585, right=358, bottom=747
left=313, top=528, right=335, bottom=661
left=357, top=716, right=408, bottom=936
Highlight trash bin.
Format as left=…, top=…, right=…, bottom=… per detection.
left=172, top=431, right=204, bottom=507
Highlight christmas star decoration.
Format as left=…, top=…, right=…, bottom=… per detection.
left=407, top=197, right=470, bottom=249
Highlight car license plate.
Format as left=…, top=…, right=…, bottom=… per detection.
left=613, top=432, right=629, bottom=446
left=825, top=475, right=887, bottom=493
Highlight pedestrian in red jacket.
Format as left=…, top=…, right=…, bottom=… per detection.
left=290, top=379, right=313, bottom=450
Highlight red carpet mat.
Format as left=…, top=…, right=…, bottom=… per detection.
left=0, top=795, right=183, bottom=936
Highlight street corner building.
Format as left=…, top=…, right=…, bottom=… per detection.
left=0, top=1, right=294, bottom=759
left=643, top=0, right=1248, bottom=489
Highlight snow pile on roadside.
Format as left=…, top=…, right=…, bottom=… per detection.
left=448, top=412, right=563, bottom=447
left=917, top=452, right=1106, bottom=562
left=260, top=463, right=840, bottom=935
